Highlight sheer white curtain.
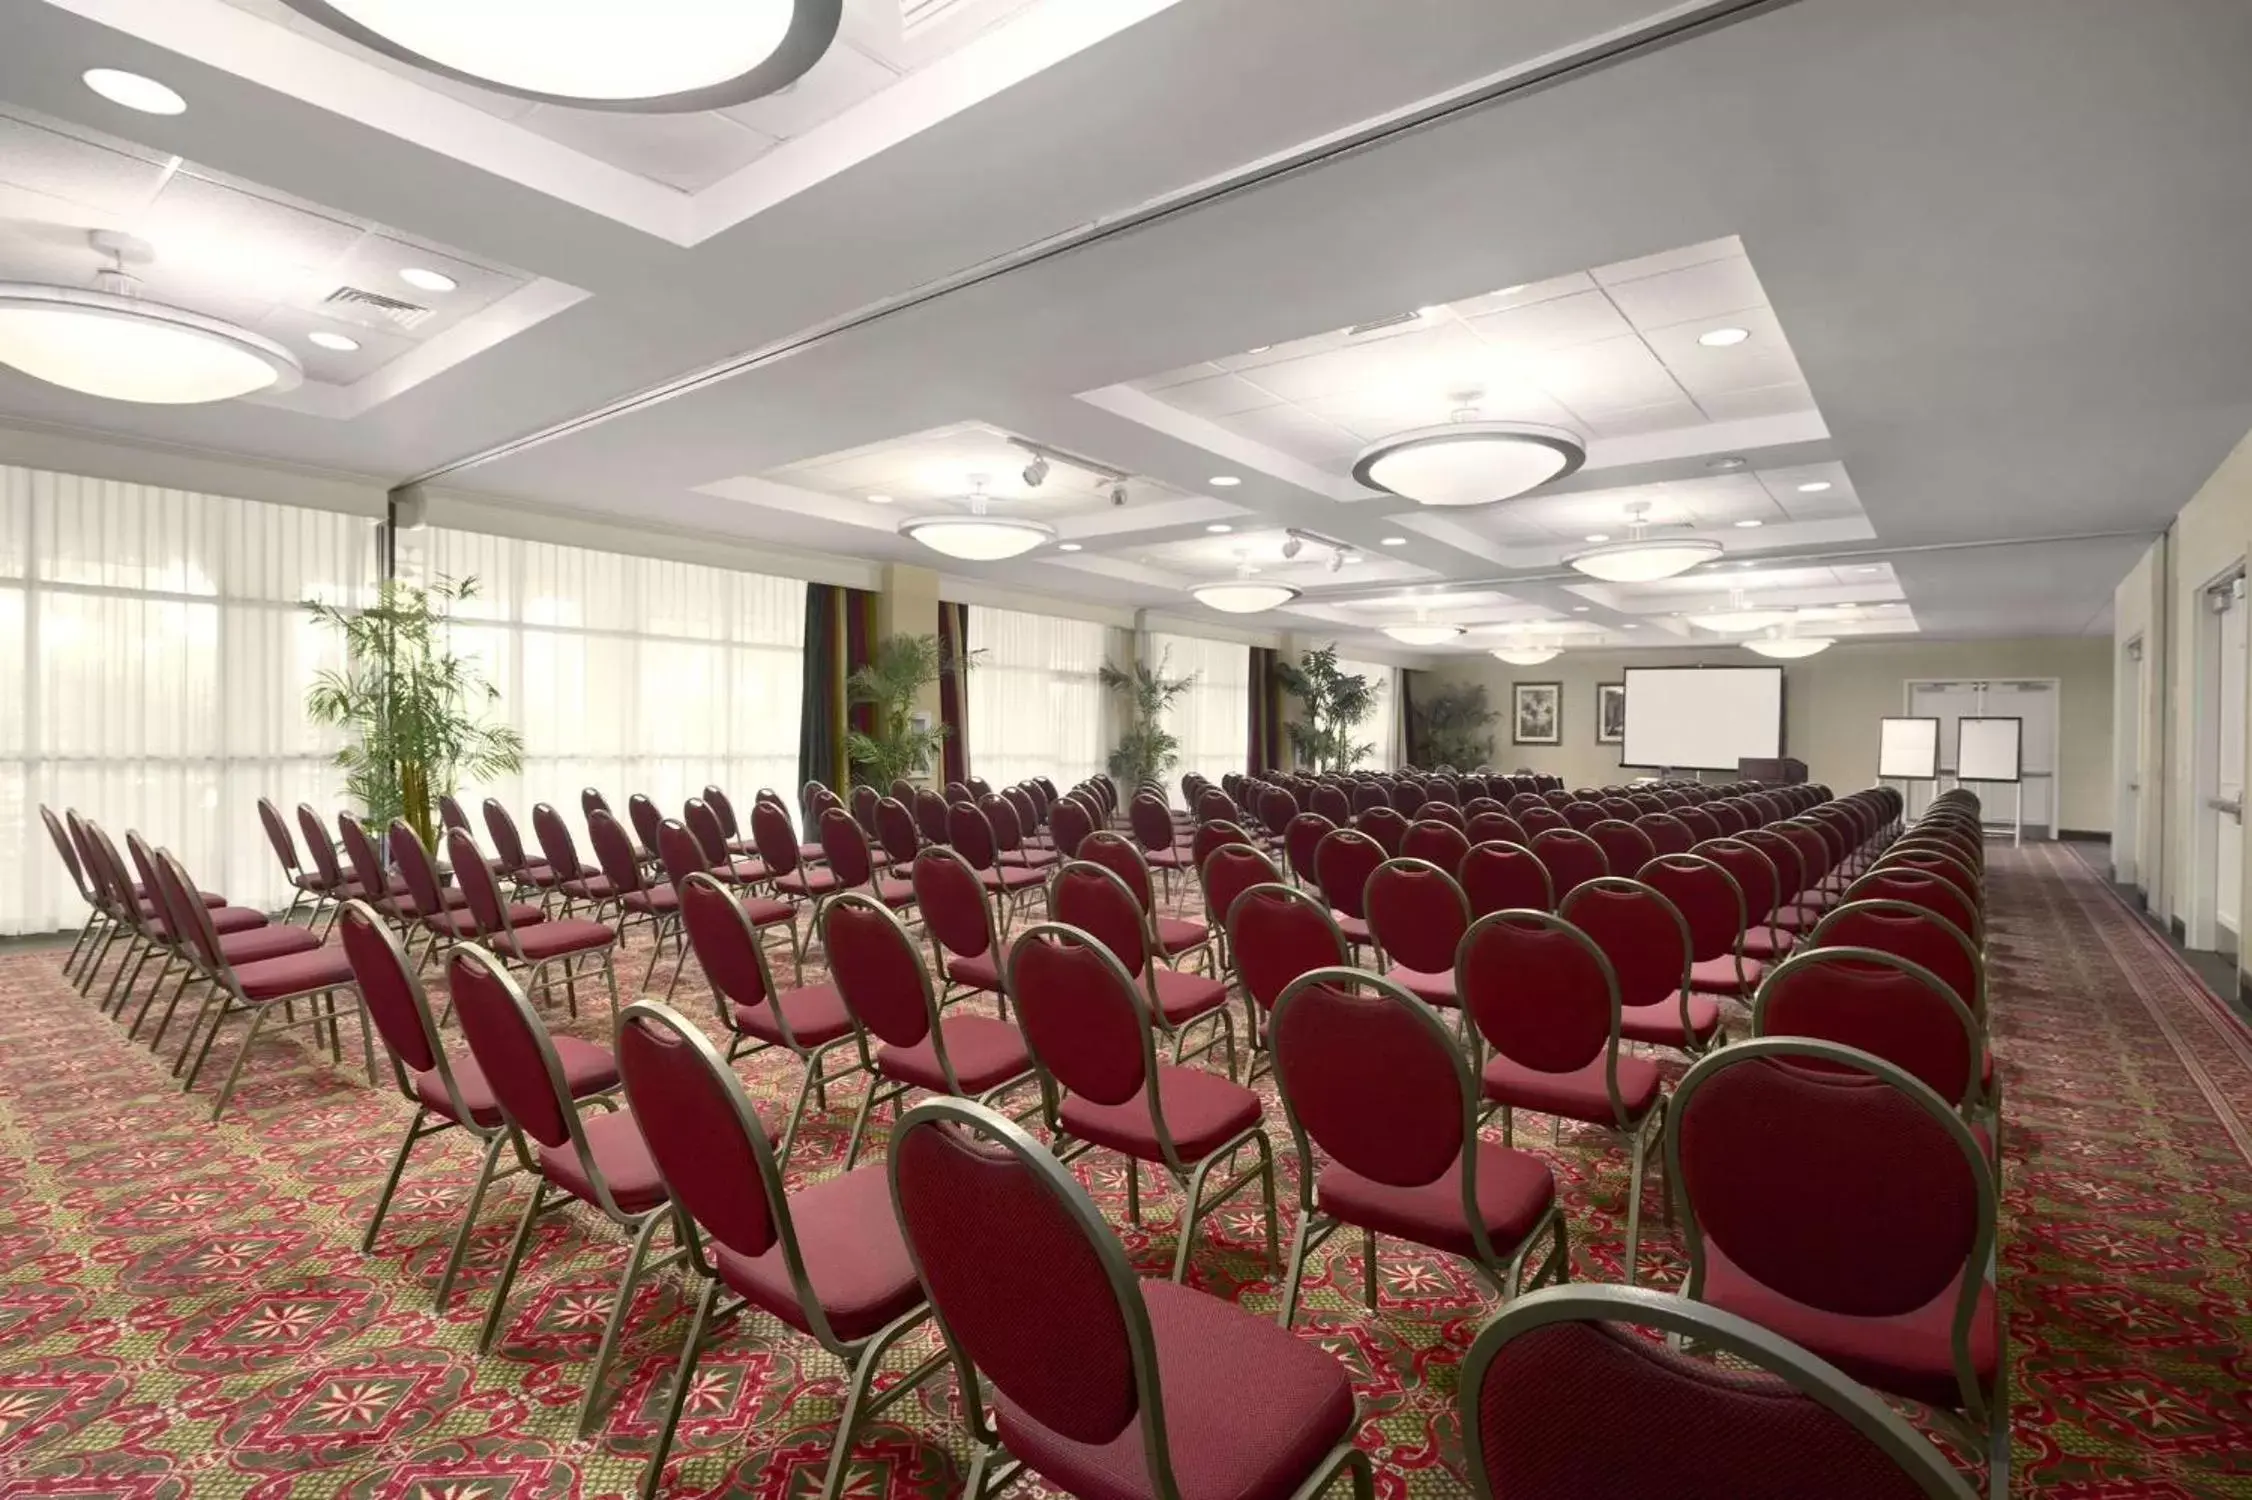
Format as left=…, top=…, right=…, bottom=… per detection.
left=399, top=528, right=805, bottom=851
left=2, top=464, right=375, bottom=935
left=1337, top=658, right=1399, bottom=772
left=967, top=605, right=1107, bottom=790
left=1150, top=631, right=1249, bottom=805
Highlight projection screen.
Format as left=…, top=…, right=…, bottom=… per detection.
left=1621, top=665, right=1785, bottom=772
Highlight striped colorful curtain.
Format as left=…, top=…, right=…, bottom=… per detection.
left=938, top=600, right=970, bottom=787
left=1249, top=646, right=1285, bottom=772
left=797, top=582, right=880, bottom=797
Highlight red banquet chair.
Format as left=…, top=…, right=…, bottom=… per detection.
left=1752, top=946, right=1989, bottom=1131
left=1586, top=819, right=1656, bottom=883
left=946, top=799, right=1046, bottom=935
left=912, top=845, right=1014, bottom=1012
left=1636, top=812, right=1695, bottom=858
left=1846, top=865, right=1982, bottom=944
left=1314, top=826, right=1386, bottom=955
left=1049, top=860, right=1236, bottom=1074
left=1284, top=810, right=1338, bottom=887
left=1078, top=829, right=1213, bottom=972
left=1529, top=826, right=1608, bottom=901
left=1403, top=818, right=1473, bottom=874
left=1129, top=792, right=1194, bottom=895
left=886, top=1097, right=1375, bottom=1500
left=1460, top=839, right=1554, bottom=917
left=821, top=807, right=918, bottom=914
left=618, top=1000, right=948, bottom=1500
left=823, top=893, right=1037, bottom=1169
left=1638, top=851, right=1758, bottom=1000
left=447, top=945, right=679, bottom=1438
left=112, top=828, right=299, bottom=1028
left=1417, top=801, right=1467, bottom=832
left=256, top=795, right=332, bottom=928
left=481, top=799, right=562, bottom=905
left=1560, top=877, right=1720, bottom=1057
left=1466, top=810, right=1529, bottom=849
left=1667, top=1037, right=2006, bottom=1498
left=1356, top=805, right=1410, bottom=856
left=1201, top=841, right=1283, bottom=972
left=1224, top=881, right=1351, bottom=1081
left=1459, top=910, right=1666, bottom=1284
left=1270, top=967, right=1569, bottom=1327
left=340, top=900, right=619, bottom=1309
left=1812, top=898, right=1987, bottom=1034
left=982, top=792, right=1056, bottom=872
left=874, top=795, right=923, bottom=868
left=1189, top=818, right=1253, bottom=880
left=1045, top=794, right=1095, bottom=861
left=1364, top=856, right=1472, bottom=1011
left=1457, top=1284, right=1980, bottom=1500
left=1007, top=922, right=1279, bottom=1282
left=659, top=817, right=806, bottom=992
left=531, top=802, right=615, bottom=916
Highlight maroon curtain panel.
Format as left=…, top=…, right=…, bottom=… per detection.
left=938, top=600, right=969, bottom=787
left=1249, top=646, right=1283, bottom=772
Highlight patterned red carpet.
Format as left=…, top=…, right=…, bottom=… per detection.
left=1, top=842, right=2248, bottom=1497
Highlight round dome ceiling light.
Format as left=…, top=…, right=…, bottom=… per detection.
left=1744, top=633, right=1835, bottom=659
left=899, top=476, right=1054, bottom=562
left=1564, top=501, right=1720, bottom=583
left=279, top=0, right=843, bottom=112
left=1689, top=591, right=1787, bottom=633
left=1491, top=645, right=1561, bottom=666
left=0, top=235, right=302, bottom=405
left=1191, top=552, right=1299, bottom=614
left=1352, top=399, right=1585, bottom=507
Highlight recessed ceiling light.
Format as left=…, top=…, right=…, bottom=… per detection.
left=1246, top=344, right=1273, bottom=354
left=1381, top=536, right=1407, bottom=547
left=1859, top=566, right=1883, bottom=574
left=1584, top=533, right=1610, bottom=543
left=1734, top=519, right=1763, bottom=529
left=1738, top=561, right=1758, bottom=569
left=1206, top=524, right=1233, bottom=534
left=1493, top=283, right=1528, bottom=297
left=83, top=69, right=186, bottom=115
left=1706, top=456, right=1748, bottom=472
left=1058, top=542, right=1082, bottom=552
left=1208, top=475, right=1242, bottom=487
left=1838, top=602, right=1859, bottom=611
left=1622, top=623, right=1640, bottom=630
left=1417, top=305, right=1447, bottom=318
left=865, top=493, right=892, bottom=505
left=1341, top=553, right=1362, bottom=564
left=1699, top=327, right=1751, bottom=347
left=1571, top=605, right=1590, bottom=613
left=400, top=267, right=457, bottom=293
left=307, top=330, right=360, bottom=352
left=1797, top=480, right=1833, bottom=494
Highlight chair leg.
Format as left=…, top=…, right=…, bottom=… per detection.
left=435, top=1134, right=509, bottom=1311
left=363, top=1109, right=433, bottom=1252
left=600, top=953, right=621, bottom=1026
left=640, top=1276, right=723, bottom=1500
left=842, top=1076, right=891, bottom=1171
left=209, top=1003, right=276, bottom=1121
left=1623, top=1133, right=1647, bottom=1288
left=575, top=1209, right=668, bottom=1437
left=777, top=1055, right=822, bottom=1168
left=1363, top=1227, right=1380, bottom=1310
left=124, top=953, right=175, bottom=1039
left=1277, top=1211, right=1317, bottom=1329
left=817, top=1312, right=921, bottom=1500
left=1254, top=1131, right=1280, bottom=1272
left=176, top=987, right=233, bottom=1084
left=480, top=1180, right=550, bottom=1353
left=100, top=935, right=147, bottom=1014
left=61, top=909, right=100, bottom=978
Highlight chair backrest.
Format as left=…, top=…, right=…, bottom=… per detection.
left=1007, top=923, right=1156, bottom=1108
left=1459, top=911, right=1623, bottom=1089
left=447, top=827, right=522, bottom=948
left=1704, top=799, right=1749, bottom=836
left=1779, top=822, right=1835, bottom=893
left=153, top=848, right=226, bottom=977
left=1636, top=854, right=1746, bottom=965
left=337, top=895, right=448, bottom=1084
left=819, top=807, right=877, bottom=890
left=1634, top=813, right=1694, bottom=858
left=1282, top=812, right=1337, bottom=885
left=657, top=817, right=713, bottom=892
left=853, top=783, right=886, bottom=838
left=294, top=803, right=348, bottom=889
left=336, top=813, right=391, bottom=906
left=750, top=797, right=803, bottom=877
left=875, top=796, right=921, bottom=865
left=1460, top=840, right=1554, bottom=916
left=1873, top=850, right=1980, bottom=908
left=1077, top=830, right=1157, bottom=913
left=913, top=846, right=1001, bottom=964
left=1517, top=804, right=1570, bottom=838
left=1845, top=867, right=1980, bottom=940
left=1355, top=805, right=1410, bottom=857
left=1586, top=820, right=1655, bottom=881
left=1350, top=781, right=1390, bottom=815
left=1048, top=860, right=1154, bottom=978
left=1754, top=947, right=1980, bottom=1106
left=1309, top=783, right=1353, bottom=823
left=683, top=797, right=732, bottom=868
left=1257, top=785, right=1300, bottom=832
left=1401, top=819, right=1472, bottom=875
left=1669, top=1038, right=1993, bottom=1327
left=1416, top=801, right=1466, bottom=833
left=946, top=801, right=1002, bottom=872
left=1811, top=899, right=1983, bottom=1022
left=703, top=785, right=742, bottom=838
left=581, top=787, right=611, bottom=825
left=618, top=1000, right=786, bottom=1268
left=1047, top=795, right=1095, bottom=860
left=979, top=793, right=1029, bottom=856
left=256, top=797, right=302, bottom=881
left=482, top=799, right=532, bottom=874
left=438, top=793, right=474, bottom=835
left=1271, top=969, right=1474, bottom=1188
left=446, top=946, right=589, bottom=1162
left=681, top=871, right=806, bottom=1041
left=1529, top=827, right=1607, bottom=899
left=1201, top=843, right=1281, bottom=936
left=530, top=803, right=583, bottom=882
left=1192, top=786, right=1238, bottom=826
left=1127, top=794, right=1178, bottom=857
left=1465, top=811, right=1527, bottom=849
left=1225, top=882, right=1350, bottom=1015
left=1459, top=1284, right=1980, bottom=1500
left=914, top=788, right=952, bottom=846
left=1314, top=827, right=1386, bottom=921
left=1596, top=797, right=1640, bottom=823
left=1558, top=877, right=1691, bottom=1012
left=587, top=809, right=648, bottom=898
left=628, top=794, right=666, bottom=856
left=888, top=1099, right=1164, bottom=1459
left=1365, top=858, right=1472, bottom=975
left=1393, top=779, right=1428, bottom=817
left=387, top=819, right=449, bottom=921
left=1560, top=800, right=1605, bottom=833
left=1738, top=828, right=1805, bottom=904
left=822, top=893, right=938, bottom=1048
left=1190, top=819, right=1253, bottom=877
left=124, top=831, right=180, bottom=941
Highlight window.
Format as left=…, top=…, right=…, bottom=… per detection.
left=1149, top=631, right=1250, bottom=803
left=399, top=528, right=804, bottom=846
left=1337, top=657, right=1399, bottom=772
left=2, top=465, right=376, bottom=935
left=967, top=605, right=1107, bottom=789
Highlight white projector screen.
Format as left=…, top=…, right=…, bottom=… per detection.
left=1622, top=666, right=1785, bottom=772
left=1879, top=716, right=1941, bottom=779
left=1957, top=717, right=2023, bottom=783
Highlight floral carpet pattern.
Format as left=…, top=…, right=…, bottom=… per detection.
left=1, top=840, right=2248, bottom=1497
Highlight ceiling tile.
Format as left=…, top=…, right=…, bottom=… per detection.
left=1240, top=321, right=1495, bottom=404
left=142, top=173, right=366, bottom=281
left=1590, top=235, right=1743, bottom=287
left=1225, top=403, right=1364, bottom=461
left=256, top=303, right=416, bottom=380
left=0, top=112, right=172, bottom=218
left=1581, top=398, right=1709, bottom=438
left=518, top=106, right=775, bottom=192
left=1447, top=272, right=1599, bottom=318
left=1530, top=334, right=1687, bottom=414
left=720, top=42, right=900, bottom=139
left=1645, top=307, right=1804, bottom=396
left=1461, top=290, right=1636, bottom=356
left=1693, top=380, right=1818, bottom=422
left=1603, top=254, right=1769, bottom=332
left=1154, top=371, right=1285, bottom=418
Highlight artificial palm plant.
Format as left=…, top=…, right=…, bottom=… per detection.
left=304, top=575, right=524, bottom=851
left=1408, top=679, right=1498, bottom=770
left=846, top=632, right=966, bottom=789
left=1275, top=643, right=1380, bottom=773
left=1101, top=651, right=1197, bottom=786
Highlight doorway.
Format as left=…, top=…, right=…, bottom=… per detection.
left=2191, top=570, right=2246, bottom=959
left=2115, top=637, right=2144, bottom=889
left=1907, top=678, right=2062, bottom=839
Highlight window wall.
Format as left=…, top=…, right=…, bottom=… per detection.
left=2, top=465, right=375, bottom=934
left=1150, top=631, right=1250, bottom=803
left=967, top=604, right=1108, bottom=790
left=1338, top=657, right=1400, bottom=772
left=400, top=527, right=805, bottom=847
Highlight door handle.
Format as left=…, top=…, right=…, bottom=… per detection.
left=2208, top=796, right=2242, bottom=819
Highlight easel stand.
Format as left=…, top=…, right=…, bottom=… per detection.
left=1951, top=776, right=2023, bottom=848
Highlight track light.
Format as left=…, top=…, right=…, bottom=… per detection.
left=1021, top=454, right=1049, bottom=488
left=1110, top=482, right=1128, bottom=507
left=1327, top=549, right=1344, bottom=573
left=1281, top=536, right=1304, bottom=560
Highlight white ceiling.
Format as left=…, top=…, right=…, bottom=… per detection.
left=2, top=0, right=2249, bottom=658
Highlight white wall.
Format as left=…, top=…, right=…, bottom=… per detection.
left=2111, top=540, right=2165, bottom=896
left=1419, top=636, right=2115, bottom=832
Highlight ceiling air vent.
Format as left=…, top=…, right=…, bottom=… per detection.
left=1347, top=311, right=1422, bottom=338
left=320, top=286, right=433, bottom=330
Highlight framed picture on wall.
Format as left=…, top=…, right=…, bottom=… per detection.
left=1596, top=682, right=1626, bottom=744
left=1512, top=682, right=1562, bottom=745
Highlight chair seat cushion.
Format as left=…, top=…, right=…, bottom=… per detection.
left=292, top=872, right=330, bottom=893
left=712, top=858, right=768, bottom=884
left=1060, top=1065, right=1263, bottom=1163
left=425, top=902, right=546, bottom=940
left=877, top=1014, right=1032, bottom=1096
left=231, top=944, right=357, bottom=1001
left=999, top=848, right=1059, bottom=869
left=1154, top=916, right=1209, bottom=957
left=732, top=983, right=856, bottom=1050
left=415, top=1036, right=618, bottom=1128
left=871, top=875, right=918, bottom=909
left=515, top=862, right=563, bottom=887
left=561, top=874, right=617, bottom=902
left=776, top=868, right=842, bottom=899
left=945, top=949, right=1005, bottom=995
left=740, top=894, right=800, bottom=928
left=1146, top=847, right=1190, bottom=870
left=537, top=1107, right=667, bottom=1214
left=389, top=888, right=473, bottom=919
left=137, top=882, right=227, bottom=908
left=1687, top=953, right=1764, bottom=997
left=712, top=1165, right=924, bottom=1343
left=1316, top=1140, right=1556, bottom=1260
left=622, top=883, right=679, bottom=915
left=1770, top=904, right=1823, bottom=934
left=1619, top=993, right=1723, bottom=1049
left=1739, top=927, right=1795, bottom=961
left=1382, top=964, right=1456, bottom=1008
left=208, top=905, right=272, bottom=936
left=994, top=1277, right=1355, bottom=1500
left=1333, top=912, right=1372, bottom=946
left=979, top=865, right=1047, bottom=893
left=1481, top=1051, right=1662, bottom=1127
left=1697, top=1237, right=1998, bottom=1410
left=218, top=923, right=325, bottom=966
left=1150, top=967, right=1229, bottom=1026
left=514, top=918, right=615, bottom=961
